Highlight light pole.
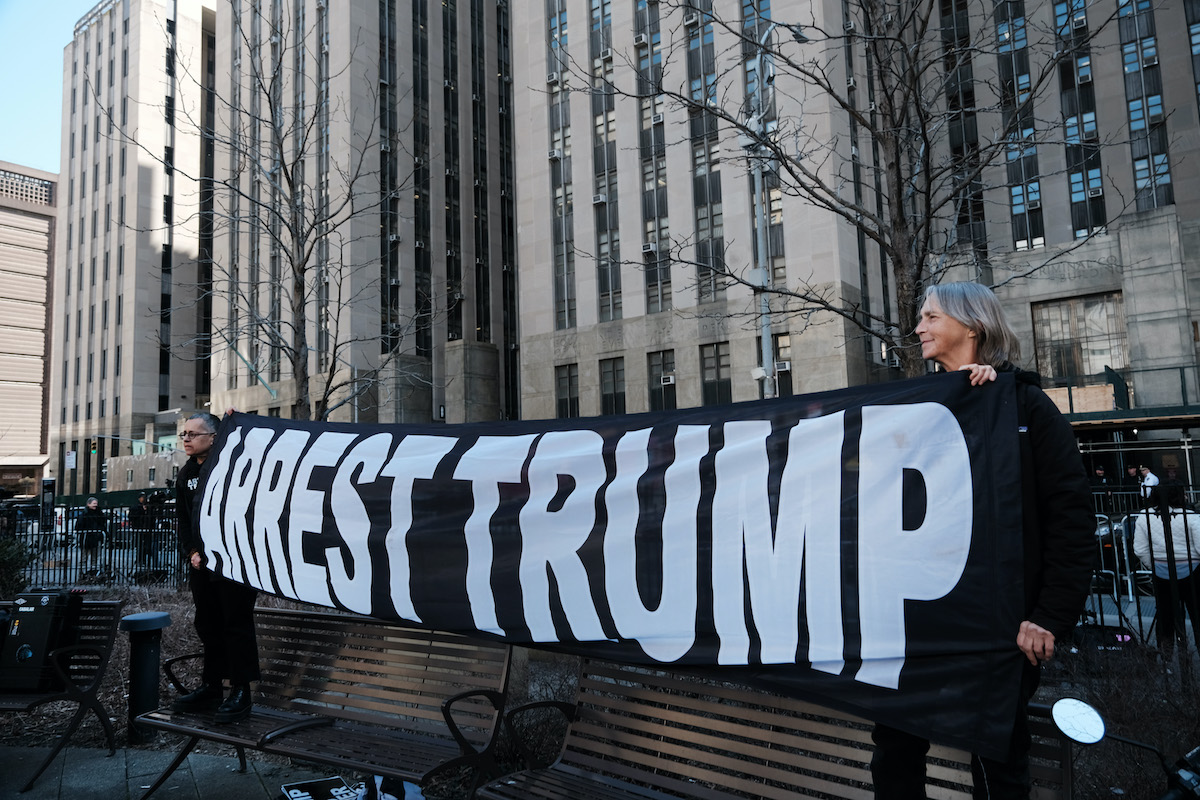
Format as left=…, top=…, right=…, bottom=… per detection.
left=744, top=23, right=806, bottom=399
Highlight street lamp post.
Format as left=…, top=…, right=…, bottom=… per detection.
left=744, top=23, right=806, bottom=400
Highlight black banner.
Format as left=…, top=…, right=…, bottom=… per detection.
left=197, top=372, right=1026, bottom=758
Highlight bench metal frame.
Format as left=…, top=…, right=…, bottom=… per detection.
left=137, top=607, right=512, bottom=800
left=0, top=599, right=123, bottom=793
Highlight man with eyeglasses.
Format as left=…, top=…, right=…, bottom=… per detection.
left=171, top=412, right=260, bottom=723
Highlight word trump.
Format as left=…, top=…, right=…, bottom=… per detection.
left=198, top=403, right=974, bottom=690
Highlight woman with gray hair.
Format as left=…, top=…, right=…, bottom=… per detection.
left=871, top=282, right=1094, bottom=800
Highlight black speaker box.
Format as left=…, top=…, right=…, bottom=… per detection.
left=0, top=589, right=84, bottom=692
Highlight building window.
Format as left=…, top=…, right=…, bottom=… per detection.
left=1010, top=181, right=1044, bottom=250
left=1032, top=292, right=1128, bottom=385
left=599, top=357, right=625, bottom=415
left=700, top=342, right=732, bottom=406
left=555, top=363, right=580, bottom=418
left=759, top=333, right=794, bottom=398
left=648, top=349, right=677, bottom=411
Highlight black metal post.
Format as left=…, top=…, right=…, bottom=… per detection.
left=119, top=611, right=171, bottom=744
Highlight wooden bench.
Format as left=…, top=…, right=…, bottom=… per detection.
left=136, top=607, right=512, bottom=799
left=484, top=659, right=1073, bottom=800
left=0, top=599, right=123, bottom=793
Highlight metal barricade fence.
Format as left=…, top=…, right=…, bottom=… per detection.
left=2, top=502, right=187, bottom=590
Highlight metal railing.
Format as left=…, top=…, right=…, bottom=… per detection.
left=2, top=503, right=187, bottom=591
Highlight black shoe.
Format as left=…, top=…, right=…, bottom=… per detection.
left=214, top=684, right=253, bottom=723
left=171, top=684, right=223, bottom=713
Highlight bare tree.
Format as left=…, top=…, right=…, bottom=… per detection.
left=163, top=5, right=429, bottom=420
left=596, top=0, right=1123, bottom=378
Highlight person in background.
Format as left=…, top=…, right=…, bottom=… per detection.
left=1123, top=463, right=1141, bottom=490
left=1140, top=464, right=1160, bottom=500
left=170, top=412, right=260, bottom=723
left=75, top=496, right=107, bottom=571
left=1132, top=484, right=1200, bottom=659
left=1090, top=464, right=1113, bottom=514
left=870, top=282, right=1094, bottom=800
left=129, top=492, right=155, bottom=568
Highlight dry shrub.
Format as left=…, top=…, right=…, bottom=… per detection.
left=1042, top=635, right=1200, bottom=799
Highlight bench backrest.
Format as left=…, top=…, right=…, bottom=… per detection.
left=65, top=600, right=124, bottom=692
left=559, top=660, right=1071, bottom=800
left=254, top=608, right=510, bottom=748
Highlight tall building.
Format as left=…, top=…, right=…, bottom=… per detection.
left=205, top=0, right=519, bottom=424
left=0, top=162, right=56, bottom=497
left=49, top=0, right=213, bottom=497
left=511, top=0, right=1200, bottom=481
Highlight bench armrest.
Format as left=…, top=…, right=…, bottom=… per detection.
left=258, top=716, right=336, bottom=747
left=441, top=689, right=506, bottom=755
left=501, top=700, right=577, bottom=768
left=162, top=653, right=204, bottom=694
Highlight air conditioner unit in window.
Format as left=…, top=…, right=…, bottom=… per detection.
left=388, top=234, right=401, bottom=243
left=444, top=79, right=455, bottom=89
left=651, top=112, right=665, bottom=125
left=1088, top=187, right=1103, bottom=198
left=642, top=242, right=657, bottom=253
left=321, top=43, right=329, bottom=54
left=1028, top=199, right=1042, bottom=210
left=447, top=331, right=461, bottom=340
left=1150, top=111, right=1164, bottom=123
left=775, top=360, right=792, bottom=373
left=847, top=76, right=857, bottom=89
left=592, top=193, right=607, bottom=204
left=389, top=278, right=402, bottom=286
left=684, top=14, right=700, bottom=27
left=415, top=240, right=425, bottom=249
left=1078, top=73, right=1092, bottom=84
left=634, top=33, right=648, bottom=46
left=380, top=142, right=391, bottom=151
left=1083, top=129, right=1099, bottom=141
left=600, top=48, right=613, bottom=62
left=1143, top=55, right=1158, bottom=67
left=447, top=248, right=457, bottom=257
left=547, top=71, right=560, bottom=84
left=1072, top=14, right=1087, bottom=28
left=445, top=168, right=456, bottom=176
left=548, top=148, right=562, bottom=160
left=843, top=20, right=855, bottom=32
left=660, top=375, right=676, bottom=386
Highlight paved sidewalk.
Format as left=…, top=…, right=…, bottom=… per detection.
left=0, top=744, right=344, bottom=800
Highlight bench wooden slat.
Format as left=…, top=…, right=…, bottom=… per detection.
left=481, top=660, right=1071, bottom=800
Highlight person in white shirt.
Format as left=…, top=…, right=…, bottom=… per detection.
left=1139, top=464, right=1160, bottom=499
left=1132, top=484, right=1200, bottom=658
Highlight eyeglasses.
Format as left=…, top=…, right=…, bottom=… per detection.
left=179, top=431, right=213, bottom=441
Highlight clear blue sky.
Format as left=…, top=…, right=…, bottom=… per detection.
left=0, top=0, right=107, bottom=174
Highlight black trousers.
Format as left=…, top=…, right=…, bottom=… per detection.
left=871, top=665, right=1040, bottom=800
left=1152, top=572, right=1200, bottom=657
left=189, top=569, right=261, bottom=686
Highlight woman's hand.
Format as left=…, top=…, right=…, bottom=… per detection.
left=958, top=363, right=997, bottom=386
left=1017, top=620, right=1056, bottom=665
left=190, top=550, right=203, bottom=569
